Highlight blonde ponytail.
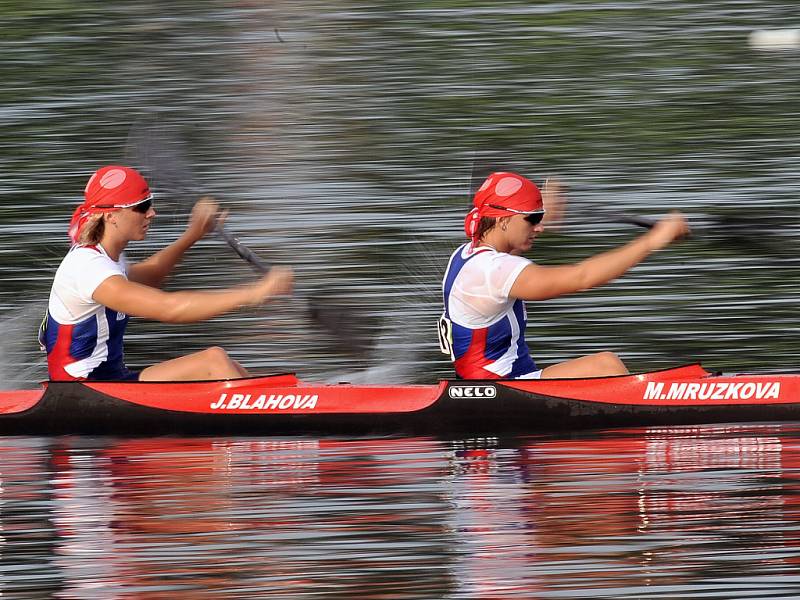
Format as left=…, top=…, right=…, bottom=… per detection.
left=77, top=213, right=105, bottom=245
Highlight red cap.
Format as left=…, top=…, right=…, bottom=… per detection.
left=473, top=172, right=542, bottom=215
left=84, top=166, right=151, bottom=208
left=68, top=166, right=152, bottom=243
left=464, top=172, right=543, bottom=241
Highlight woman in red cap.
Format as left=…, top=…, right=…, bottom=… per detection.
left=439, top=171, right=689, bottom=379
left=41, top=165, right=293, bottom=381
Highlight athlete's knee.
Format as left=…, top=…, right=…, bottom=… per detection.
left=596, top=350, right=620, bottom=363
left=203, top=346, right=232, bottom=366
left=596, top=351, right=627, bottom=373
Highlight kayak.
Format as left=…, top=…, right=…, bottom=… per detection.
left=1, top=363, right=799, bottom=435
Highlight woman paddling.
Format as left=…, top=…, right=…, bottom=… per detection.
left=41, top=165, right=293, bottom=382
left=439, top=171, right=689, bottom=379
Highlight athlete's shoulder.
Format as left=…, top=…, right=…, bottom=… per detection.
left=54, top=245, right=127, bottom=298
left=64, top=245, right=123, bottom=269
left=459, top=243, right=496, bottom=260
left=62, top=244, right=102, bottom=263
left=471, top=246, right=531, bottom=268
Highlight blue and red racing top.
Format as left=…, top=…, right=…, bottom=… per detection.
left=439, top=243, right=539, bottom=379
left=40, top=244, right=135, bottom=381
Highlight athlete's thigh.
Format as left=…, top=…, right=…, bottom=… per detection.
left=540, top=352, right=625, bottom=379
left=139, top=349, right=223, bottom=381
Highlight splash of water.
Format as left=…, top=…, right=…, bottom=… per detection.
left=0, top=304, right=48, bottom=390
left=322, top=237, right=453, bottom=385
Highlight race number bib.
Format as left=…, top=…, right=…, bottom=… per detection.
left=437, top=314, right=454, bottom=360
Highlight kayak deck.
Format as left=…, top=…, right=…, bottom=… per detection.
left=2, top=364, right=799, bottom=435
left=0, top=389, right=45, bottom=414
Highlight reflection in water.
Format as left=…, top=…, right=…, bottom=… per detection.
left=1, top=428, right=800, bottom=597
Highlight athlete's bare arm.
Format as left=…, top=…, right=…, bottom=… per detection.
left=510, top=212, right=688, bottom=301
left=93, top=268, right=293, bottom=324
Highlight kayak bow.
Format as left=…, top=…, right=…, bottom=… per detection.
left=2, top=364, right=799, bottom=435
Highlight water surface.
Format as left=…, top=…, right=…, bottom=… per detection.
left=3, top=426, right=800, bottom=598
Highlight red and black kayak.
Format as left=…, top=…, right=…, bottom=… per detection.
left=1, top=364, right=799, bottom=435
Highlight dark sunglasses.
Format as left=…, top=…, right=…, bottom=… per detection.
left=487, top=204, right=546, bottom=226
left=524, top=211, right=545, bottom=226
left=95, top=196, right=154, bottom=213
left=130, top=199, right=152, bottom=214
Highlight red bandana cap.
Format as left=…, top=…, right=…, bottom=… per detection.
left=463, top=172, right=543, bottom=241
left=68, top=166, right=152, bottom=243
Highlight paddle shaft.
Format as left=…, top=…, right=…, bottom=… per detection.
left=615, top=214, right=656, bottom=230
left=215, top=225, right=270, bottom=275
left=215, top=215, right=375, bottom=354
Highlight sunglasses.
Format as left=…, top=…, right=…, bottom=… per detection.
left=96, top=194, right=154, bottom=214
left=524, top=211, right=545, bottom=226
left=487, top=204, right=546, bottom=226
left=130, top=199, right=152, bottom=214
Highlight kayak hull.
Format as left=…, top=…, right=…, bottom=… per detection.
left=2, top=364, right=800, bottom=435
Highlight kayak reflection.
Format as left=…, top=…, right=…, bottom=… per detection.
left=448, top=425, right=799, bottom=596
left=1, top=428, right=800, bottom=596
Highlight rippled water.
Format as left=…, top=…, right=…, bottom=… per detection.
left=3, top=426, right=800, bottom=598
left=1, top=1, right=800, bottom=596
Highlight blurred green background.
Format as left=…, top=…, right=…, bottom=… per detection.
left=1, top=0, right=798, bottom=386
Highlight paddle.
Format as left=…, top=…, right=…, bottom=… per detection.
left=615, top=214, right=657, bottom=230
left=612, top=212, right=792, bottom=251
left=467, top=157, right=794, bottom=249
left=124, top=117, right=377, bottom=357
left=468, top=158, right=662, bottom=231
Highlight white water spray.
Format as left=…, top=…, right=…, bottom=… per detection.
left=0, top=305, right=47, bottom=390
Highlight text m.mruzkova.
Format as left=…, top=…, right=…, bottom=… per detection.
left=643, top=381, right=780, bottom=401
left=211, top=393, right=319, bottom=410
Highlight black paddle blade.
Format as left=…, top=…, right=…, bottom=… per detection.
left=124, top=116, right=203, bottom=224
left=705, top=212, right=793, bottom=252
left=306, top=295, right=379, bottom=357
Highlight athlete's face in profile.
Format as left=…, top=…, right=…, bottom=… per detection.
left=108, top=203, right=157, bottom=241
left=503, top=214, right=544, bottom=254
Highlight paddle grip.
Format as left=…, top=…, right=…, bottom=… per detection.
left=616, top=214, right=656, bottom=229
left=617, top=214, right=693, bottom=241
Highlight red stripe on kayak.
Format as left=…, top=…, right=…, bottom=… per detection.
left=502, top=365, right=800, bottom=406
left=0, top=389, right=46, bottom=414
left=84, top=376, right=448, bottom=414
